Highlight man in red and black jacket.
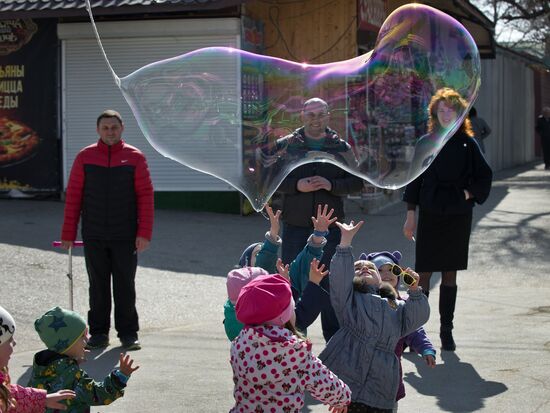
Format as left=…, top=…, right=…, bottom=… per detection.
left=61, top=109, right=154, bottom=351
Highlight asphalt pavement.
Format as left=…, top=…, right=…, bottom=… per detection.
left=2, top=161, right=550, bottom=413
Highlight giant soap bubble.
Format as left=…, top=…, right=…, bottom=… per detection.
left=85, top=2, right=480, bottom=211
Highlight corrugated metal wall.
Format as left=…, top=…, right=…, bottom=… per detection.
left=58, top=19, right=241, bottom=192
left=476, top=48, right=535, bottom=171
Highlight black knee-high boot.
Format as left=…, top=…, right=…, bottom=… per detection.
left=439, top=285, right=457, bottom=351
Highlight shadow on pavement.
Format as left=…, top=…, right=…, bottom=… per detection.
left=0, top=198, right=269, bottom=277
left=84, top=347, right=124, bottom=379
left=0, top=161, right=542, bottom=278
left=403, top=351, right=507, bottom=412
left=15, top=346, right=123, bottom=386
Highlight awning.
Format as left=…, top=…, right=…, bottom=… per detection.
left=0, top=0, right=247, bottom=19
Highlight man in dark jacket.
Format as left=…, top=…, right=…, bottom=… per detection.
left=61, top=110, right=154, bottom=351
left=536, top=106, right=550, bottom=170
left=274, top=98, right=363, bottom=341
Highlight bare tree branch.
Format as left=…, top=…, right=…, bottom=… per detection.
left=498, top=0, right=547, bottom=20
left=471, top=0, right=549, bottom=48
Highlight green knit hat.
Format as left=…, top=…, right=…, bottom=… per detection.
left=34, top=307, right=86, bottom=354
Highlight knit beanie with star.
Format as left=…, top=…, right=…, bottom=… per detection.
left=34, top=306, right=87, bottom=354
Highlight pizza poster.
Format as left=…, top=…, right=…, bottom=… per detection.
left=0, top=19, right=58, bottom=196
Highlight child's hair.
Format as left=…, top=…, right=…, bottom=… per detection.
left=378, top=282, right=398, bottom=301
left=284, top=321, right=306, bottom=342
left=378, top=282, right=399, bottom=309
left=352, top=275, right=370, bottom=294
left=0, top=367, right=16, bottom=411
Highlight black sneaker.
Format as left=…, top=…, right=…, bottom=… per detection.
left=86, top=334, right=109, bottom=349
left=120, top=336, right=141, bottom=351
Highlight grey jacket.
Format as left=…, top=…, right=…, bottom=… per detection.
left=319, top=246, right=430, bottom=409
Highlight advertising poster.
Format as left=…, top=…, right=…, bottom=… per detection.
left=0, top=19, right=58, bottom=197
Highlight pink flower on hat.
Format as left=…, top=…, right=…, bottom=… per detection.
left=235, top=274, right=294, bottom=326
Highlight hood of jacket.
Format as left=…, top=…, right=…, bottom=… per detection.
left=31, top=349, right=74, bottom=381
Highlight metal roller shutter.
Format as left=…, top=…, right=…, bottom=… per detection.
left=58, top=18, right=241, bottom=191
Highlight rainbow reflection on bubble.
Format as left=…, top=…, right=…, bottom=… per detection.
left=86, top=2, right=480, bottom=211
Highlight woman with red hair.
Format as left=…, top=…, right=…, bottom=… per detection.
left=402, top=88, right=493, bottom=351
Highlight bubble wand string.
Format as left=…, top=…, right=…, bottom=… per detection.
left=84, top=0, right=121, bottom=87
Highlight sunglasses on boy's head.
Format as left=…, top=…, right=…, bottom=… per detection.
left=390, top=264, right=416, bottom=286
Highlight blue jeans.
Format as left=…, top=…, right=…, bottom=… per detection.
left=282, top=223, right=341, bottom=342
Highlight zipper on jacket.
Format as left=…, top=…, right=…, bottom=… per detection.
left=106, top=145, right=111, bottom=229
left=311, top=165, right=317, bottom=223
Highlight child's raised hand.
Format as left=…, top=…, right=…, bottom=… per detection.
left=45, top=389, right=76, bottom=410
left=335, top=220, right=364, bottom=247
left=265, top=205, right=282, bottom=239
left=424, top=354, right=436, bottom=368
left=403, top=267, right=420, bottom=291
left=311, top=204, right=338, bottom=233
left=119, top=353, right=140, bottom=377
left=276, top=258, right=290, bottom=281
left=328, top=405, right=348, bottom=413
left=309, top=258, right=329, bottom=285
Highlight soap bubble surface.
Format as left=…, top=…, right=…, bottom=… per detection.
left=86, top=2, right=480, bottom=211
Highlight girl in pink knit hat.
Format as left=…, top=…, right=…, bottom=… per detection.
left=230, top=273, right=350, bottom=413
left=0, top=305, right=75, bottom=412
